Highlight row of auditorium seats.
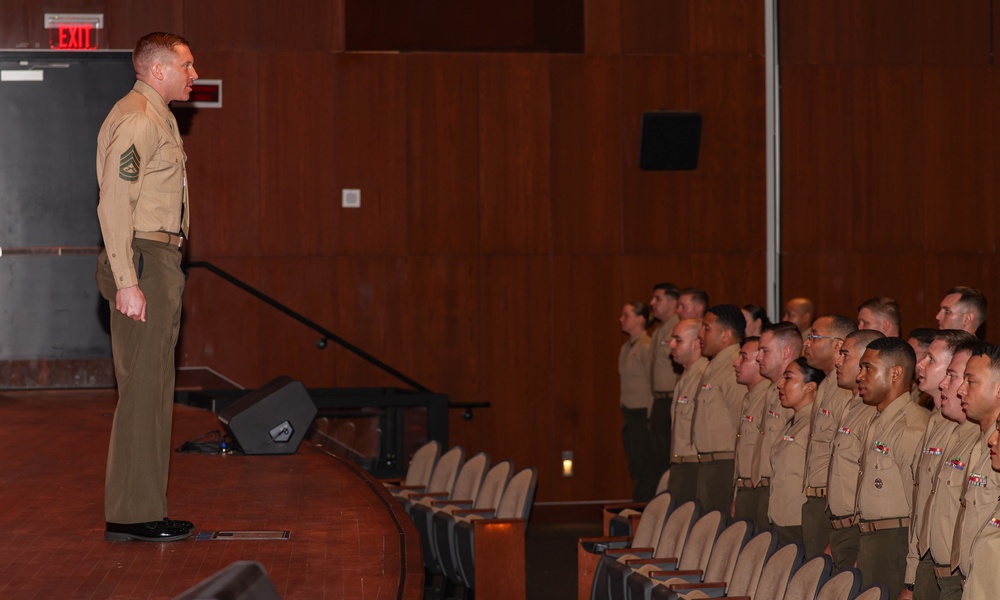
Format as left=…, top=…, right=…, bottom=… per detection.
left=381, top=441, right=538, bottom=600
left=578, top=491, right=886, bottom=600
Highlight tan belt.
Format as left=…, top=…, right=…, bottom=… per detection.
left=934, top=564, right=956, bottom=578
left=830, top=514, right=856, bottom=530
left=735, top=477, right=756, bottom=489
left=697, top=452, right=735, bottom=462
left=805, top=486, right=828, bottom=498
left=858, top=517, right=911, bottom=533
left=653, top=392, right=672, bottom=400
left=756, top=477, right=770, bottom=488
left=673, top=455, right=699, bottom=464
left=134, top=231, right=183, bottom=248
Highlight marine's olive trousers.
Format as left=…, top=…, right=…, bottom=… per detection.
left=97, top=239, right=184, bottom=524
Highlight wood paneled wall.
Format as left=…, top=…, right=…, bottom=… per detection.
left=2, top=0, right=766, bottom=502
left=779, top=0, right=1000, bottom=339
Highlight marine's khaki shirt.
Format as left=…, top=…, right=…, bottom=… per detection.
left=905, top=408, right=958, bottom=583
left=97, top=81, right=188, bottom=289
left=927, top=419, right=978, bottom=569
left=857, top=393, right=929, bottom=521
left=805, top=375, right=855, bottom=488
left=827, top=394, right=876, bottom=517
left=671, top=357, right=708, bottom=461
left=734, top=382, right=770, bottom=483
left=768, top=402, right=813, bottom=527
left=619, top=333, right=654, bottom=410
left=692, top=344, right=747, bottom=454
left=904, top=409, right=955, bottom=582
left=954, top=429, right=1000, bottom=576
left=964, top=498, right=1000, bottom=600
left=750, top=382, right=794, bottom=483
left=650, top=315, right=680, bottom=393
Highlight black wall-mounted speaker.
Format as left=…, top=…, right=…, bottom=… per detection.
left=639, top=111, right=703, bottom=171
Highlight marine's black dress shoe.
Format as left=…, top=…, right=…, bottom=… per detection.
left=163, top=517, right=195, bottom=531
left=105, top=520, right=192, bottom=542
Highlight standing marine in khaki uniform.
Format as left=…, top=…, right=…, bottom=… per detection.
left=618, top=302, right=656, bottom=501
left=827, top=330, right=883, bottom=570
left=732, top=336, right=769, bottom=531
left=901, top=331, right=976, bottom=600
left=648, top=283, right=681, bottom=484
left=963, top=411, right=1000, bottom=600
left=666, top=318, right=708, bottom=505
left=950, top=345, right=1000, bottom=587
left=750, top=322, right=801, bottom=528
left=918, top=344, right=981, bottom=600
left=801, top=314, right=857, bottom=558
left=769, top=357, right=823, bottom=546
left=855, top=337, right=928, bottom=600
left=692, top=305, right=747, bottom=514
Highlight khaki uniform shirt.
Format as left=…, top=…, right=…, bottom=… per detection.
left=750, top=382, right=794, bottom=483
left=927, top=419, right=979, bottom=568
left=692, top=344, right=747, bottom=454
left=857, top=393, right=929, bottom=521
left=619, top=333, right=654, bottom=410
left=964, top=499, right=1000, bottom=600
left=97, top=81, right=188, bottom=289
left=805, top=376, right=855, bottom=488
left=671, top=357, right=708, bottom=461
left=734, top=382, right=770, bottom=483
left=904, top=409, right=955, bottom=582
left=650, top=315, right=681, bottom=393
left=953, top=429, right=1000, bottom=576
left=768, top=402, right=813, bottom=527
left=828, top=394, right=876, bottom=517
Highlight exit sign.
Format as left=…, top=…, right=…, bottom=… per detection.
left=44, top=13, right=103, bottom=50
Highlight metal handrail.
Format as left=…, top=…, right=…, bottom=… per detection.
left=183, top=260, right=432, bottom=394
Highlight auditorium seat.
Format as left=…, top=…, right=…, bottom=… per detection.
left=782, top=554, right=831, bottom=600
left=449, top=467, right=538, bottom=596
left=603, top=501, right=700, bottom=600
left=380, top=439, right=440, bottom=488
left=814, top=567, right=860, bottom=600
left=578, top=492, right=674, bottom=600
left=407, top=452, right=490, bottom=570
left=606, top=470, right=672, bottom=536
left=649, top=528, right=776, bottom=599
left=734, top=541, right=803, bottom=600
left=853, top=584, right=887, bottom=600
left=430, top=460, right=514, bottom=583
left=390, top=445, right=463, bottom=504
left=623, top=511, right=726, bottom=600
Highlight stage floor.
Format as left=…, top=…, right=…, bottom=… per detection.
left=0, top=390, right=422, bottom=599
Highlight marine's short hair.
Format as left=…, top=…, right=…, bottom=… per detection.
left=133, top=32, right=191, bottom=75
left=653, top=283, right=680, bottom=300
left=865, top=336, right=916, bottom=382
left=858, top=296, right=902, bottom=333
left=967, top=344, right=1000, bottom=377
left=679, top=287, right=709, bottom=309
left=907, top=327, right=937, bottom=349
left=762, top=321, right=804, bottom=355
left=707, top=304, right=747, bottom=340
left=933, top=329, right=978, bottom=354
left=824, top=314, right=858, bottom=339
left=845, top=328, right=886, bottom=349
left=947, top=286, right=988, bottom=329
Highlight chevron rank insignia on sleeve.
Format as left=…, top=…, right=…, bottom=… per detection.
left=119, top=145, right=140, bottom=182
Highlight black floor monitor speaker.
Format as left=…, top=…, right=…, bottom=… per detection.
left=218, top=376, right=317, bottom=455
left=172, top=560, right=281, bottom=600
left=638, top=111, right=702, bottom=171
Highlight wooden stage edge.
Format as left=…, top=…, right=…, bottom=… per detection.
left=0, top=389, right=423, bottom=600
